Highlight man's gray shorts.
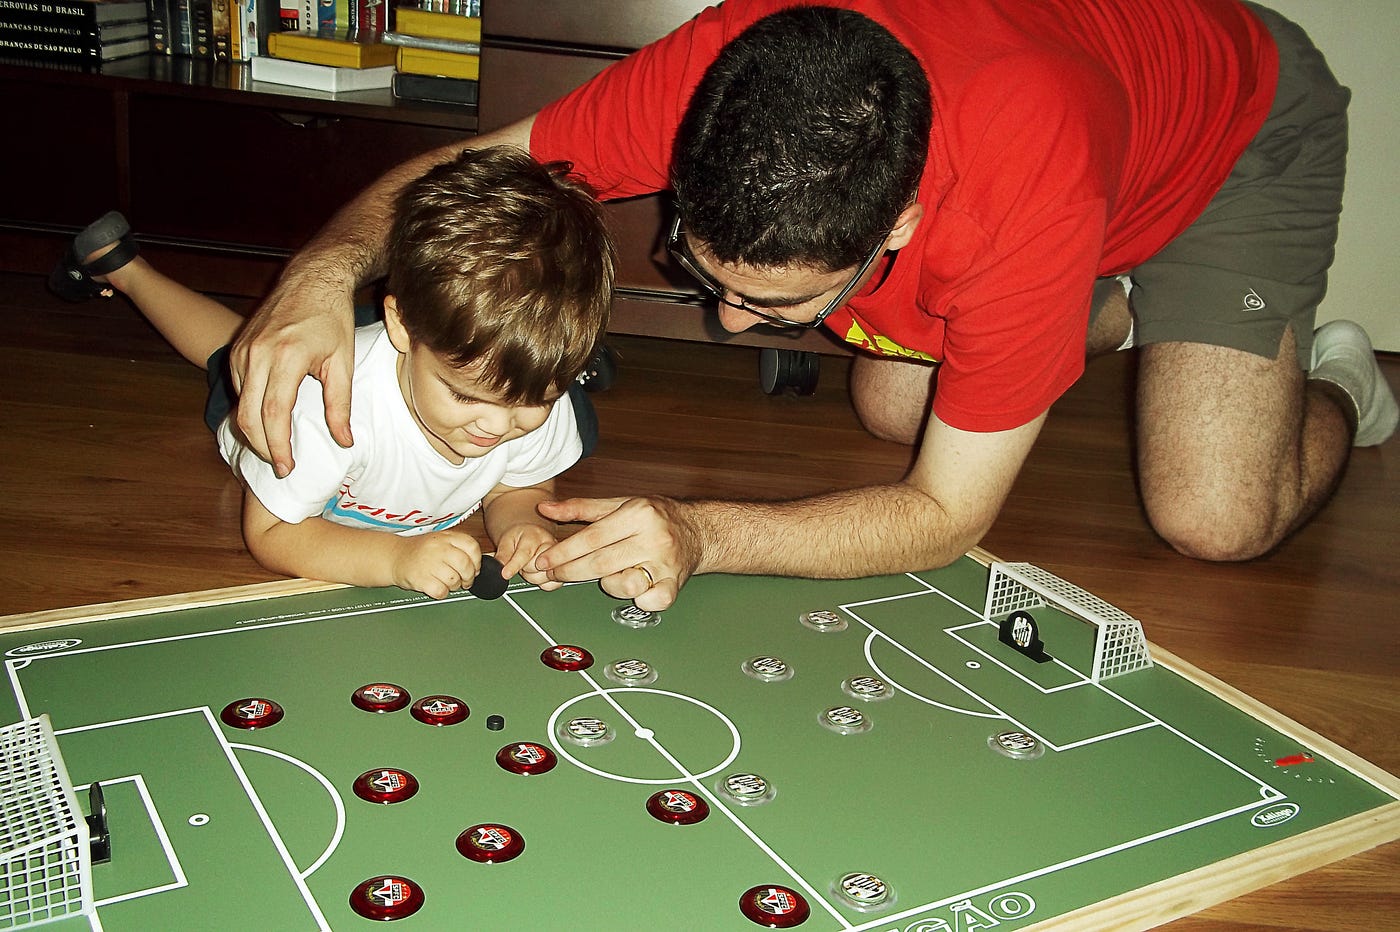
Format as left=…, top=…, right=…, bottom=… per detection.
left=1091, top=2, right=1350, bottom=369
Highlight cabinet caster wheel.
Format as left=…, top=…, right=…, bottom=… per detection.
left=759, top=348, right=819, bottom=396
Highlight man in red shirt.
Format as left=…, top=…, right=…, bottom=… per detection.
left=229, top=0, right=1395, bottom=608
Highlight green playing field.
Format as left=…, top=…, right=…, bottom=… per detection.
left=1, top=555, right=1396, bottom=930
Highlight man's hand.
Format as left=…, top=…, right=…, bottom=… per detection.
left=535, top=496, right=699, bottom=611
left=229, top=273, right=357, bottom=478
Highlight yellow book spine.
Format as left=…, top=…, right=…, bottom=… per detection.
left=267, top=32, right=398, bottom=68
left=394, top=46, right=480, bottom=80
left=392, top=8, right=481, bottom=42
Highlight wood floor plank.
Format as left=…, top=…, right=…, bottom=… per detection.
left=0, top=270, right=1395, bottom=929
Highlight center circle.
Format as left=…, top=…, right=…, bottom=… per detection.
left=548, top=688, right=741, bottom=785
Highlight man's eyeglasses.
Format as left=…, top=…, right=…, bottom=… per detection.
left=665, top=214, right=886, bottom=330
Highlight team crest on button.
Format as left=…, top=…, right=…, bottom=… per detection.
left=739, top=884, right=810, bottom=927
left=990, top=729, right=1045, bottom=760
left=834, top=871, right=894, bottom=911
left=646, top=789, right=710, bottom=824
left=496, top=742, right=558, bottom=775
left=841, top=675, right=893, bottom=701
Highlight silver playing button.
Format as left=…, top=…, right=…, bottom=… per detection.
left=742, top=655, right=794, bottom=683
left=604, top=658, right=658, bottom=686
left=989, top=729, right=1044, bottom=760
left=833, top=871, right=894, bottom=911
left=799, top=609, right=848, bottom=632
left=819, top=705, right=871, bottom=735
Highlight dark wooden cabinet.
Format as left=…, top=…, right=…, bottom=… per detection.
left=0, top=18, right=844, bottom=363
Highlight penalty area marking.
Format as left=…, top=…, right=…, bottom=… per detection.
left=49, top=707, right=334, bottom=931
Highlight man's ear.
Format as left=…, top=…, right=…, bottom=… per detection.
left=382, top=295, right=412, bottom=353
left=886, top=202, right=925, bottom=251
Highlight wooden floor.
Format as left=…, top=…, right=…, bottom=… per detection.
left=2, top=268, right=1396, bottom=930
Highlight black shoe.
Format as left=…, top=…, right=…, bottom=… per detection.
left=48, top=211, right=140, bottom=302
left=576, top=343, right=618, bottom=393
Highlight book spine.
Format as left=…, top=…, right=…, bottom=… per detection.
left=0, top=32, right=99, bottom=58
left=210, top=0, right=229, bottom=58
left=0, top=49, right=96, bottom=69
left=277, top=0, right=297, bottom=32
left=0, top=0, right=101, bottom=24
left=243, top=0, right=271, bottom=56
left=391, top=70, right=477, bottom=106
left=0, top=22, right=103, bottom=49
left=146, top=0, right=170, bottom=53
left=268, top=31, right=395, bottom=67
left=190, top=0, right=212, bottom=56
left=171, top=0, right=191, bottom=53
left=356, top=0, right=382, bottom=35
left=391, top=9, right=477, bottom=42
left=394, top=44, right=476, bottom=79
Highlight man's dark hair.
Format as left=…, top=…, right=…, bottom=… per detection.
left=671, top=6, right=931, bottom=272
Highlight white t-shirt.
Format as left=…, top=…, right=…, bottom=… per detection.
left=218, top=323, right=583, bottom=535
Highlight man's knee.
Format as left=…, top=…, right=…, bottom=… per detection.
left=1142, top=484, right=1283, bottom=562
left=850, top=355, right=936, bottom=445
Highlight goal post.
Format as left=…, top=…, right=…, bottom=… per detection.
left=983, top=562, right=1153, bottom=682
left=0, top=715, right=94, bottom=929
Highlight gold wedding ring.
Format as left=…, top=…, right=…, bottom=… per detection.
left=635, top=565, right=656, bottom=588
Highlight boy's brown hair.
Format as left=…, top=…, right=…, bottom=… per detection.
left=386, top=146, right=615, bottom=405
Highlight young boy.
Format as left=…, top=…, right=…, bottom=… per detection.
left=49, top=146, right=615, bottom=599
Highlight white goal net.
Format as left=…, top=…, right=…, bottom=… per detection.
left=0, top=716, right=93, bottom=929
left=983, top=562, right=1153, bottom=682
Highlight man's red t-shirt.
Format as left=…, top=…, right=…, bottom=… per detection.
left=531, top=0, right=1278, bottom=432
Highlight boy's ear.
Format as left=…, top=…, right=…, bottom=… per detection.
left=382, top=295, right=412, bottom=353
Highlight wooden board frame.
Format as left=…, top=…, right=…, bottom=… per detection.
left=1, top=549, right=1396, bottom=931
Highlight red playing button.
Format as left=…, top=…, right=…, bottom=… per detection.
left=739, top=885, right=810, bottom=927
left=495, top=742, right=557, bottom=775
left=410, top=695, right=469, bottom=726
left=219, top=697, right=283, bottom=730
left=646, top=789, right=710, bottom=825
left=351, top=683, right=411, bottom=713
left=540, top=644, right=594, bottom=672
left=352, top=768, right=420, bottom=805
left=455, top=823, right=525, bottom=863
left=348, top=875, right=424, bottom=921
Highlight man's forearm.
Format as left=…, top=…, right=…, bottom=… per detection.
left=683, top=481, right=985, bottom=580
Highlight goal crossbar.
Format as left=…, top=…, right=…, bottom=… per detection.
left=982, top=562, right=1153, bottom=682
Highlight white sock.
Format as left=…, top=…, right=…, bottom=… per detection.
left=1114, top=275, right=1135, bottom=351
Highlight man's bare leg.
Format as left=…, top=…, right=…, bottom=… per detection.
left=1136, top=325, right=1351, bottom=561
left=853, top=279, right=1131, bottom=445
left=849, top=354, right=938, bottom=445
left=1085, top=282, right=1132, bottom=357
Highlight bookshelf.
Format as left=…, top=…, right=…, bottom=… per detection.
left=0, top=2, right=844, bottom=363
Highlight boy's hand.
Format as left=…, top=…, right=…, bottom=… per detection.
left=494, top=524, right=562, bottom=591
left=390, top=530, right=484, bottom=600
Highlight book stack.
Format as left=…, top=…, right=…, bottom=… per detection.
left=251, top=27, right=396, bottom=91
left=384, top=5, right=478, bottom=106
left=0, top=0, right=150, bottom=65
left=145, top=0, right=240, bottom=60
